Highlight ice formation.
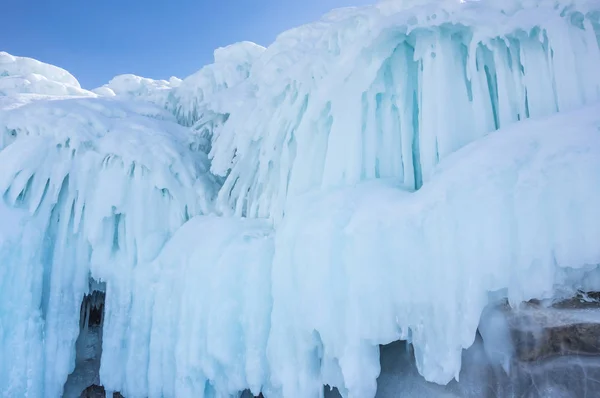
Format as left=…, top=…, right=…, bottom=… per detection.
left=0, top=95, right=216, bottom=397
left=166, top=41, right=265, bottom=127
left=1, top=0, right=600, bottom=397
left=211, top=0, right=600, bottom=221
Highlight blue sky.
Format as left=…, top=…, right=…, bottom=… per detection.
left=2, top=0, right=373, bottom=89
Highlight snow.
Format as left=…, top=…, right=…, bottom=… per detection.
left=1, top=0, right=600, bottom=397
left=92, top=74, right=179, bottom=106
left=0, top=52, right=94, bottom=97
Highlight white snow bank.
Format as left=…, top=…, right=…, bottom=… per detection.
left=0, top=52, right=80, bottom=87
left=91, top=42, right=265, bottom=130
left=213, top=41, right=266, bottom=65
left=92, top=74, right=180, bottom=106
left=90, top=42, right=265, bottom=158
left=0, top=52, right=93, bottom=97
left=0, top=95, right=217, bottom=397
left=211, top=0, right=600, bottom=222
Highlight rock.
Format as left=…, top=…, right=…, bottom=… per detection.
left=79, top=384, right=124, bottom=398
left=510, top=356, right=600, bottom=398
left=504, top=293, right=600, bottom=362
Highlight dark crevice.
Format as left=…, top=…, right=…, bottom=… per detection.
left=63, top=282, right=125, bottom=398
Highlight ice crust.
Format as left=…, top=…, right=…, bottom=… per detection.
left=1, top=0, right=600, bottom=397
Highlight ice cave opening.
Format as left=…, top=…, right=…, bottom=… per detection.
left=62, top=283, right=124, bottom=398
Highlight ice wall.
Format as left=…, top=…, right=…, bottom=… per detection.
left=268, top=103, right=600, bottom=396
left=23, top=101, right=598, bottom=398
left=1, top=0, right=600, bottom=397
left=0, top=96, right=216, bottom=397
left=112, top=216, right=274, bottom=398
left=210, top=0, right=600, bottom=222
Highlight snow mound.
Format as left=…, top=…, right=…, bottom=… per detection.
left=91, top=86, right=116, bottom=97
left=210, top=0, right=600, bottom=222
left=213, top=41, right=267, bottom=65
left=92, top=74, right=180, bottom=106
left=0, top=52, right=93, bottom=97
left=90, top=42, right=265, bottom=157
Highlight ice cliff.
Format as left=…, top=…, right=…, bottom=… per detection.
left=1, top=0, right=600, bottom=397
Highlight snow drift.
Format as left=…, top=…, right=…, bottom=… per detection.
left=92, top=74, right=182, bottom=104
left=0, top=52, right=94, bottom=97
left=1, top=0, right=600, bottom=397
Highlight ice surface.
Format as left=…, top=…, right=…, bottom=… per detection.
left=1, top=0, right=600, bottom=397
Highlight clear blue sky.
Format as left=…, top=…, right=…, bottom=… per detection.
left=2, top=0, right=373, bottom=89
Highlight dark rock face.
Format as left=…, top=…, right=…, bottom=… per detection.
left=505, top=294, right=600, bottom=362
left=79, top=384, right=124, bottom=398
left=64, top=286, right=107, bottom=398
left=510, top=356, right=600, bottom=398
left=79, top=385, right=104, bottom=398
left=240, top=390, right=265, bottom=397
left=498, top=294, right=600, bottom=397
left=512, top=322, right=600, bottom=362
left=367, top=292, right=600, bottom=397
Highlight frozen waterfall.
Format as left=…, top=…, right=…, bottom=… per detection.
left=1, top=0, right=600, bottom=397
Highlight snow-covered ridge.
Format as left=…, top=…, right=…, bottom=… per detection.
left=92, top=74, right=182, bottom=102
left=0, top=52, right=94, bottom=97
left=1, top=0, right=600, bottom=397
